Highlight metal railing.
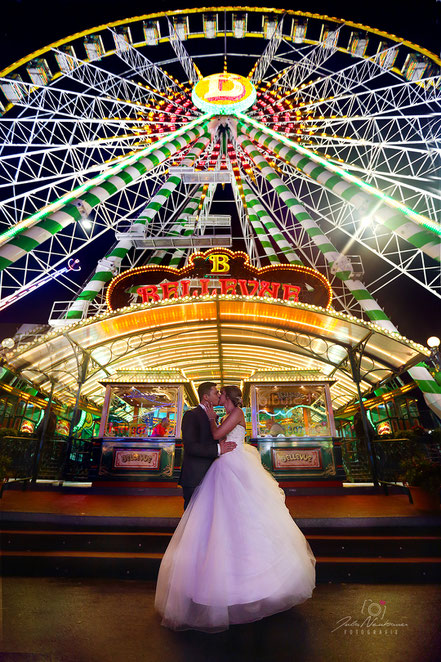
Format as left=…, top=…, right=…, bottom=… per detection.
left=2, top=434, right=440, bottom=495
left=0, top=435, right=94, bottom=494
left=340, top=436, right=441, bottom=483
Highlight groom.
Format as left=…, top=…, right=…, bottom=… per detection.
left=179, top=381, right=237, bottom=510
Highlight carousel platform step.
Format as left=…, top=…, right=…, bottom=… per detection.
left=2, top=481, right=408, bottom=497
left=2, top=530, right=441, bottom=557
left=2, top=521, right=440, bottom=583
left=1, top=549, right=440, bottom=583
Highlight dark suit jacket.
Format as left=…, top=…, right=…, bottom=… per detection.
left=179, top=405, right=219, bottom=488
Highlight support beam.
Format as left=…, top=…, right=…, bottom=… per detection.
left=236, top=133, right=398, bottom=329
left=106, top=28, right=184, bottom=96
left=237, top=129, right=441, bottom=419
left=167, top=17, right=201, bottom=85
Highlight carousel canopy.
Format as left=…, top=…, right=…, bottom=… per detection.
left=3, top=295, right=429, bottom=412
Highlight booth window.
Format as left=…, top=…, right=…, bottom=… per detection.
left=105, top=385, right=180, bottom=438
left=256, top=384, right=331, bottom=438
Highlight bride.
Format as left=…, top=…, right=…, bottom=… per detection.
left=154, top=385, right=316, bottom=632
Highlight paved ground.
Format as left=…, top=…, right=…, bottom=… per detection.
left=1, top=578, right=440, bottom=662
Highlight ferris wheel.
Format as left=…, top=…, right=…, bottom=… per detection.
left=0, top=7, right=440, bottom=414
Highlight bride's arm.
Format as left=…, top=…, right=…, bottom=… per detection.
left=206, top=403, right=243, bottom=440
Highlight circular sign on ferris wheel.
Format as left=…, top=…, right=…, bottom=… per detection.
left=192, top=73, right=257, bottom=114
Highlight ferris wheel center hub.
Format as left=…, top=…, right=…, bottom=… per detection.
left=192, top=73, right=256, bottom=114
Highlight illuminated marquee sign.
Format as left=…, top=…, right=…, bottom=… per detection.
left=107, top=249, right=333, bottom=311
left=192, top=73, right=256, bottom=114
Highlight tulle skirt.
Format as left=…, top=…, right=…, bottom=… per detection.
left=154, top=443, right=316, bottom=632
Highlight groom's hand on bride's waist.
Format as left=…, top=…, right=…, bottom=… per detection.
left=219, top=439, right=237, bottom=454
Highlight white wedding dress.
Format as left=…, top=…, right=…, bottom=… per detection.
left=154, top=424, right=316, bottom=632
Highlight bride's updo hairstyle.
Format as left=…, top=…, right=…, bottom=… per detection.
left=222, top=385, right=243, bottom=408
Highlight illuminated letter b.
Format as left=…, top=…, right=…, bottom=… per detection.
left=208, top=254, right=230, bottom=273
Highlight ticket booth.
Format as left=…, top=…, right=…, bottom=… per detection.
left=90, top=369, right=197, bottom=481
left=244, top=370, right=339, bottom=480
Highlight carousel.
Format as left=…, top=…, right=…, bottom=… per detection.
left=0, top=8, right=440, bottom=487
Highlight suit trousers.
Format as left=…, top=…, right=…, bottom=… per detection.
left=182, top=486, right=196, bottom=510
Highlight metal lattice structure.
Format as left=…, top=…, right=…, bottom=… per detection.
left=0, top=7, right=440, bottom=415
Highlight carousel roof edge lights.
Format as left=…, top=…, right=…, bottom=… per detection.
left=246, top=369, right=336, bottom=383
left=1, top=297, right=430, bottom=412
left=99, top=368, right=191, bottom=385
left=3, top=296, right=431, bottom=361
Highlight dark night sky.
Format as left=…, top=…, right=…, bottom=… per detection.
left=0, top=1, right=440, bottom=345
left=1, top=0, right=439, bottom=63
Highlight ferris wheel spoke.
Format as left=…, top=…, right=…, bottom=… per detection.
left=106, top=27, right=190, bottom=101
left=0, top=79, right=158, bottom=130
left=0, top=116, right=144, bottom=151
left=238, top=119, right=441, bottom=260
left=245, top=161, right=339, bottom=274
left=258, top=27, right=343, bottom=93
left=239, top=135, right=440, bottom=305
left=0, top=139, right=159, bottom=224
left=0, top=172, right=173, bottom=301
left=297, top=44, right=401, bottom=102
left=0, top=176, right=95, bottom=227
left=0, top=134, right=146, bottom=192
left=301, top=76, right=441, bottom=139
left=286, top=175, right=441, bottom=298
left=238, top=156, right=391, bottom=322
left=301, top=138, right=441, bottom=203
left=0, top=149, right=174, bottom=221
left=0, top=121, right=208, bottom=279
left=50, top=47, right=192, bottom=116
left=305, top=115, right=441, bottom=167
left=307, top=112, right=441, bottom=139
left=0, top=221, right=111, bottom=300
left=249, top=15, right=285, bottom=84
left=167, top=16, right=201, bottom=85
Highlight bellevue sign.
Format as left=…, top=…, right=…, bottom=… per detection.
left=106, top=249, right=333, bottom=311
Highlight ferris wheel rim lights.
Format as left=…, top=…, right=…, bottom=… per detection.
left=1, top=7, right=440, bottom=80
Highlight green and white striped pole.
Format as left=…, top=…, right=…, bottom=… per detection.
left=237, top=117, right=441, bottom=263
left=407, top=364, right=441, bottom=419
left=0, top=116, right=211, bottom=273
left=240, top=181, right=303, bottom=265
left=148, top=185, right=207, bottom=267
left=237, top=134, right=398, bottom=329
left=65, top=135, right=211, bottom=319
left=237, top=132, right=441, bottom=419
left=131, top=135, right=211, bottom=230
